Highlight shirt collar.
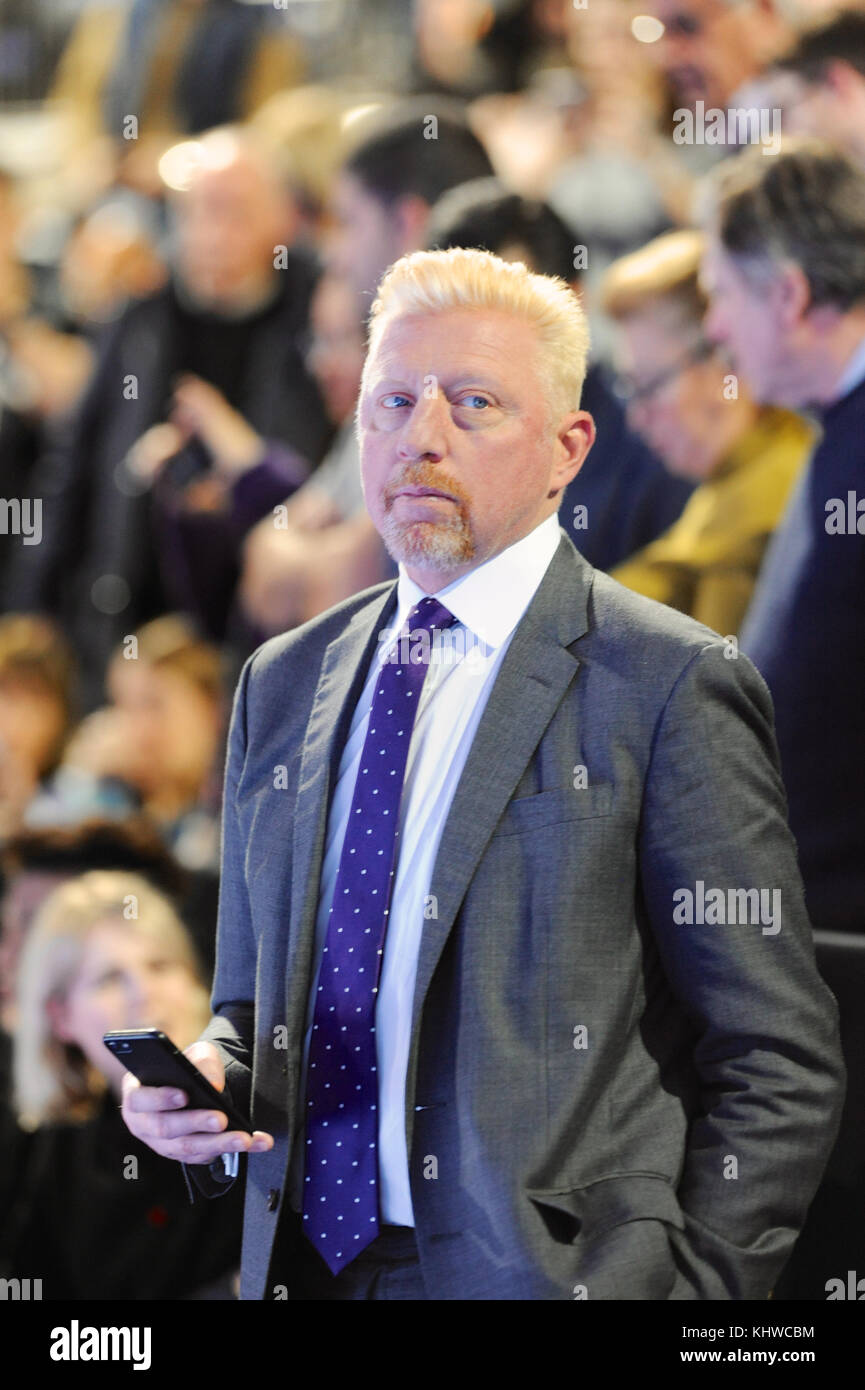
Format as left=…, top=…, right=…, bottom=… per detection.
left=392, top=511, right=562, bottom=650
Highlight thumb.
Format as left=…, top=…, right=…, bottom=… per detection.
left=121, top=1070, right=140, bottom=1103
left=184, top=1040, right=226, bottom=1092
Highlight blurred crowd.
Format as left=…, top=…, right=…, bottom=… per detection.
left=0, top=0, right=863, bottom=1300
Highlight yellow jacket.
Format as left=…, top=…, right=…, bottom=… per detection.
left=612, top=408, right=812, bottom=637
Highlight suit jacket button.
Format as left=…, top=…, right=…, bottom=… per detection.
left=267, top=1188, right=280, bottom=1212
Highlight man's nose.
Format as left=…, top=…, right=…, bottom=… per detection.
left=396, top=394, right=448, bottom=463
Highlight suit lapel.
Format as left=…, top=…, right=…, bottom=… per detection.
left=404, top=535, right=593, bottom=1143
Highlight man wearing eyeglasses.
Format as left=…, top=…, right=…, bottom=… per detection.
left=603, top=229, right=811, bottom=637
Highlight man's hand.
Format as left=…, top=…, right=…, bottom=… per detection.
left=121, top=1040, right=274, bottom=1165
left=126, top=421, right=190, bottom=485
left=170, top=375, right=265, bottom=478
left=125, top=377, right=264, bottom=489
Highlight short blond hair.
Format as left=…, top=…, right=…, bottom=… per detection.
left=364, top=247, right=590, bottom=420
left=600, top=229, right=707, bottom=325
left=13, top=870, right=209, bottom=1128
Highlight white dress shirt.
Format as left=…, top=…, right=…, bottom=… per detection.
left=286, top=510, right=563, bottom=1224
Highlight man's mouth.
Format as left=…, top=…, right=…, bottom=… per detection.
left=391, top=485, right=458, bottom=504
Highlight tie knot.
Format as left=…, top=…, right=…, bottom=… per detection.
left=406, top=596, right=457, bottom=638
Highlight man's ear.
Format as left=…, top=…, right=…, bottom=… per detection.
left=549, top=410, right=595, bottom=497
left=774, top=261, right=812, bottom=330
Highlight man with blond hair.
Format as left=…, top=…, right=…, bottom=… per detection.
left=122, top=248, right=844, bottom=1301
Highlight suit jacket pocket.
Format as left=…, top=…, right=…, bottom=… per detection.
left=526, top=1171, right=685, bottom=1246
left=492, top=783, right=615, bottom=839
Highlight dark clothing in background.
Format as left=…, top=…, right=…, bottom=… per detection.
left=560, top=365, right=694, bottom=573
left=0, top=1088, right=243, bottom=1300
left=0, top=1031, right=21, bottom=1231
left=154, top=448, right=307, bottom=643
left=3, top=260, right=331, bottom=709
left=741, top=375, right=865, bottom=933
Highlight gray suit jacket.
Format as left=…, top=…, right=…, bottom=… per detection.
left=187, top=530, right=845, bottom=1300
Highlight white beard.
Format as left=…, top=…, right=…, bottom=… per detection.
left=379, top=511, right=475, bottom=571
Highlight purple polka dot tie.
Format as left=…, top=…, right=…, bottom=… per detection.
left=302, top=596, right=457, bottom=1273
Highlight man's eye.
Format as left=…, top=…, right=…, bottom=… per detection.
left=380, top=394, right=411, bottom=409
left=459, top=394, right=490, bottom=410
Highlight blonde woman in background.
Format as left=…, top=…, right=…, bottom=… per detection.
left=2, top=871, right=241, bottom=1299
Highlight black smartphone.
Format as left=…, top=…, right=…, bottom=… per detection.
left=103, top=1028, right=254, bottom=1134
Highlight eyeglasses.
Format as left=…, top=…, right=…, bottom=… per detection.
left=612, top=338, right=716, bottom=405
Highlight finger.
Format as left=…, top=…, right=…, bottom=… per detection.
left=124, top=1084, right=189, bottom=1114
left=172, top=372, right=200, bottom=391
left=172, top=376, right=213, bottom=410
left=134, top=1107, right=231, bottom=1143
left=181, top=375, right=217, bottom=402
left=168, top=401, right=198, bottom=434
left=160, top=1130, right=264, bottom=1163
left=120, top=1071, right=140, bottom=1101
left=184, top=1042, right=225, bottom=1091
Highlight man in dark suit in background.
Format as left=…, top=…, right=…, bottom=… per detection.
left=122, top=246, right=843, bottom=1300
left=702, top=139, right=865, bottom=933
